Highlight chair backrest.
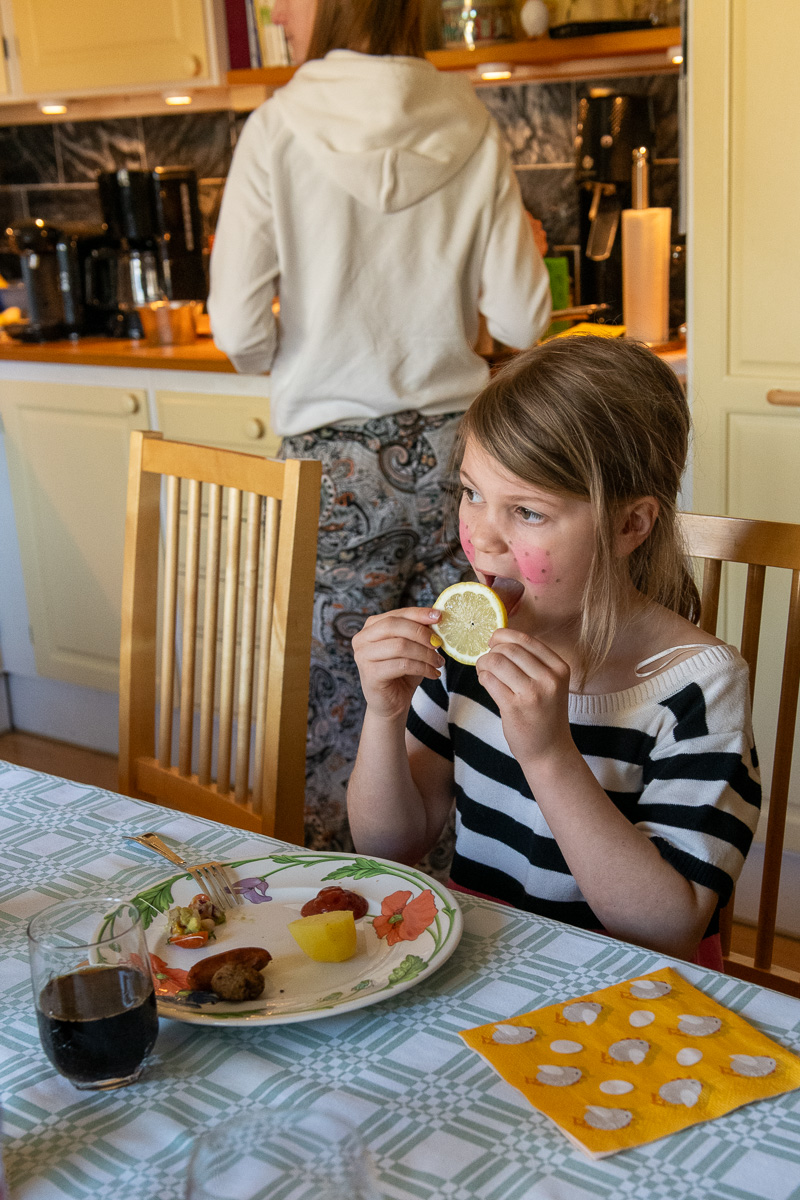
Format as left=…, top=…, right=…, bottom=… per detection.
left=678, top=512, right=800, bottom=996
left=119, top=431, right=321, bottom=845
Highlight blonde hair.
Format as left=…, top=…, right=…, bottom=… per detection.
left=307, top=0, right=426, bottom=60
left=453, top=336, right=700, bottom=683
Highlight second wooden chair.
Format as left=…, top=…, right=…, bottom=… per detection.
left=118, top=431, right=321, bottom=845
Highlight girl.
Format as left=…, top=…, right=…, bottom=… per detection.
left=208, top=0, right=551, bottom=852
left=348, top=336, right=760, bottom=964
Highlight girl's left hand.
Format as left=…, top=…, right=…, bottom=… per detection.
left=476, top=629, right=574, bottom=767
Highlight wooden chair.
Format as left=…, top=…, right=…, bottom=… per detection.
left=678, top=512, right=800, bottom=996
left=118, top=431, right=321, bottom=845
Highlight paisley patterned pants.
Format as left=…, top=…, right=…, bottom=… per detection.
left=279, top=410, right=467, bottom=872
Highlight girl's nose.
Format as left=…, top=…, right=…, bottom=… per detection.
left=470, top=512, right=508, bottom=555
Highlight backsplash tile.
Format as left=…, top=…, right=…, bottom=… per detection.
left=480, top=80, right=573, bottom=165
left=24, top=185, right=104, bottom=228
left=141, top=111, right=235, bottom=178
left=0, top=125, right=58, bottom=186
left=57, top=119, right=146, bottom=183
left=516, top=166, right=579, bottom=249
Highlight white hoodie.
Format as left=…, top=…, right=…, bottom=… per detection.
left=209, top=51, right=551, bottom=437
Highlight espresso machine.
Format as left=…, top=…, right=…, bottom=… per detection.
left=575, top=92, right=655, bottom=321
left=94, top=166, right=207, bottom=336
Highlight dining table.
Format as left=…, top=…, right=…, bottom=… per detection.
left=2, top=758, right=800, bottom=1200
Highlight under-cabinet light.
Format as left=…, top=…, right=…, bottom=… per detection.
left=164, top=94, right=192, bottom=106
left=668, top=45, right=683, bottom=64
left=479, top=62, right=513, bottom=81
left=40, top=103, right=67, bottom=115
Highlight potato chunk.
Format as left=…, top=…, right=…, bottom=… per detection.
left=288, top=909, right=357, bottom=962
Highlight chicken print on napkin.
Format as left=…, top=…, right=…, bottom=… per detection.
left=459, top=967, right=800, bottom=1158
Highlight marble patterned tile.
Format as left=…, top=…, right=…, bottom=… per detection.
left=24, top=186, right=104, bottom=229
left=198, top=179, right=226, bottom=240
left=0, top=126, right=59, bottom=186
left=479, top=81, right=574, bottom=165
left=576, top=73, right=679, bottom=160
left=57, top=119, right=145, bottom=184
left=515, top=166, right=579, bottom=248
left=142, top=111, right=234, bottom=178
left=0, top=188, right=29, bottom=227
left=232, top=110, right=251, bottom=146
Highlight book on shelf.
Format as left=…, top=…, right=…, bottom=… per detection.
left=256, top=3, right=292, bottom=66
left=244, top=0, right=263, bottom=67
left=224, top=0, right=251, bottom=69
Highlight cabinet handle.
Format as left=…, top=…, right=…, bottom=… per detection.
left=767, top=389, right=800, bottom=407
left=245, top=418, right=265, bottom=440
left=123, top=394, right=140, bottom=414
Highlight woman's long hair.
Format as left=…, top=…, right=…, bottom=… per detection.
left=307, top=0, right=426, bottom=60
left=452, top=335, right=700, bottom=684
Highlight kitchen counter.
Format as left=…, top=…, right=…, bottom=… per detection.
left=0, top=332, right=687, bottom=381
left=0, top=332, right=236, bottom=373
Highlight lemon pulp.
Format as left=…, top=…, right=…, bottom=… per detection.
left=431, top=582, right=507, bottom=666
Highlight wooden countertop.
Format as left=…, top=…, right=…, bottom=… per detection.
left=0, top=333, right=237, bottom=373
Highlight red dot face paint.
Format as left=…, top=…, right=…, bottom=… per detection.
left=515, top=547, right=554, bottom=587
left=459, top=519, right=475, bottom=563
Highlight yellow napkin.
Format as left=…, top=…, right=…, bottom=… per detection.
left=459, top=967, right=800, bottom=1158
left=550, top=322, right=626, bottom=339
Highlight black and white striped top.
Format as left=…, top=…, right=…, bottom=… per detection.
left=407, top=644, right=761, bottom=931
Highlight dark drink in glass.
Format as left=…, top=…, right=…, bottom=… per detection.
left=28, top=898, right=159, bottom=1090
left=36, top=965, right=158, bottom=1086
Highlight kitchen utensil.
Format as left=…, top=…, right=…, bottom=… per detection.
left=125, top=832, right=242, bottom=911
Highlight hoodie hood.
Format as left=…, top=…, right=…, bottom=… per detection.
left=271, top=50, right=491, bottom=212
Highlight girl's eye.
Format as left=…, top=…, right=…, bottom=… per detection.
left=461, top=486, right=482, bottom=504
left=517, top=507, right=544, bottom=523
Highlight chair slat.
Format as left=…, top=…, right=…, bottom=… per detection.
left=754, top=568, right=800, bottom=970
left=235, top=492, right=262, bottom=805
left=158, top=475, right=180, bottom=767
left=739, top=563, right=766, bottom=702
left=178, top=479, right=202, bottom=776
left=217, top=487, right=242, bottom=795
left=698, top=558, right=722, bottom=634
left=254, top=497, right=280, bottom=809
left=197, top=483, right=222, bottom=786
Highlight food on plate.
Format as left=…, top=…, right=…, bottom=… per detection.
left=210, top=962, right=265, bottom=1002
left=288, top=910, right=357, bottom=962
left=186, top=947, right=272, bottom=993
left=301, top=885, right=368, bottom=919
left=167, top=893, right=226, bottom=948
left=430, top=581, right=507, bottom=665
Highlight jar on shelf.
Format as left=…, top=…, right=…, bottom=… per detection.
left=441, top=1, right=516, bottom=50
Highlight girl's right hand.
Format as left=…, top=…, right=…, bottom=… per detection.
left=353, top=608, right=444, bottom=722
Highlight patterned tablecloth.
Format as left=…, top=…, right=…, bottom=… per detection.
left=2, top=760, right=800, bottom=1200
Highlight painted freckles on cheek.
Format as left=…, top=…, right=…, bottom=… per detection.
left=459, top=519, right=475, bottom=563
left=515, top=547, right=555, bottom=587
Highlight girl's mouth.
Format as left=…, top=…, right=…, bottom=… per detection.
left=481, top=574, right=525, bottom=617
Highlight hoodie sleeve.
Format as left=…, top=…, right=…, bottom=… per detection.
left=207, top=109, right=279, bottom=375
left=478, top=128, right=552, bottom=349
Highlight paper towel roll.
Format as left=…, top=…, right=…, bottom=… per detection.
left=621, top=207, right=671, bottom=344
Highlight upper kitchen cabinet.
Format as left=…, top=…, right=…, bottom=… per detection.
left=0, top=6, right=10, bottom=94
left=6, top=0, right=223, bottom=96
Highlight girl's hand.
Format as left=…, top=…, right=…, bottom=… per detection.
left=476, top=628, right=575, bottom=767
left=353, top=608, right=444, bottom=722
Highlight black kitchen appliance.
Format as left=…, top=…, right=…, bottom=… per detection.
left=97, top=167, right=207, bottom=304
left=6, top=221, right=75, bottom=341
left=575, top=91, right=655, bottom=320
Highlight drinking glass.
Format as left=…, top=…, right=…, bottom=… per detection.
left=185, top=1107, right=382, bottom=1200
left=28, top=896, right=158, bottom=1091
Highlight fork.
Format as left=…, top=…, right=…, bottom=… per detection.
left=125, top=832, right=243, bottom=911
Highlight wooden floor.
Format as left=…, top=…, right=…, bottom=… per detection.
left=1, top=730, right=798, bottom=973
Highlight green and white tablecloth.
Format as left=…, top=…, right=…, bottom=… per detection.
left=2, top=760, right=800, bottom=1200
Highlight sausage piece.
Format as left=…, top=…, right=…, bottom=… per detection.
left=301, top=885, right=368, bottom=920
left=187, top=946, right=271, bottom=992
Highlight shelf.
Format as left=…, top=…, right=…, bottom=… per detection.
left=227, top=26, right=681, bottom=88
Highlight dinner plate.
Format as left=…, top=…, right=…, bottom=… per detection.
left=130, top=850, right=463, bottom=1026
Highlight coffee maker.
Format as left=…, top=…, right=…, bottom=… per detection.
left=575, top=92, right=656, bottom=321
left=97, top=167, right=207, bottom=310
left=5, top=221, right=85, bottom=340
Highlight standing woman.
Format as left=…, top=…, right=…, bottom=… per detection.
left=208, top=0, right=552, bottom=854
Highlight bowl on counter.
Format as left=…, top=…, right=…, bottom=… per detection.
left=135, top=300, right=202, bottom=347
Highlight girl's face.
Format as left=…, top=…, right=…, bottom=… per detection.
left=271, top=0, right=317, bottom=63
left=458, top=438, right=597, bottom=635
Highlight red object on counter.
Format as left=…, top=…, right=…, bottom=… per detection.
left=224, top=0, right=251, bottom=69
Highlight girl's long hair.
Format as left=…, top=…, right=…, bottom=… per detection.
left=307, top=0, right=426, bottom=60
left=453, top=336, right=700, bottom=684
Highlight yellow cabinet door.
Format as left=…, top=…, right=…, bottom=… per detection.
left=0, top=381, right=149, bottom=692
left=11, top=0, right=212, bottom=94
left=690, top=0, right=800, bottom=875
left=0, top=8, right=10, bottom=95
left=156, top=390, right=281, bottom=457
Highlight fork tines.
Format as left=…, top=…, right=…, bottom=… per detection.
left=192, top=862, right=243, bottom=911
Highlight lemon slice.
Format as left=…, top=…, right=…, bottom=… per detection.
left=431, top=582, right=507, bottom=665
